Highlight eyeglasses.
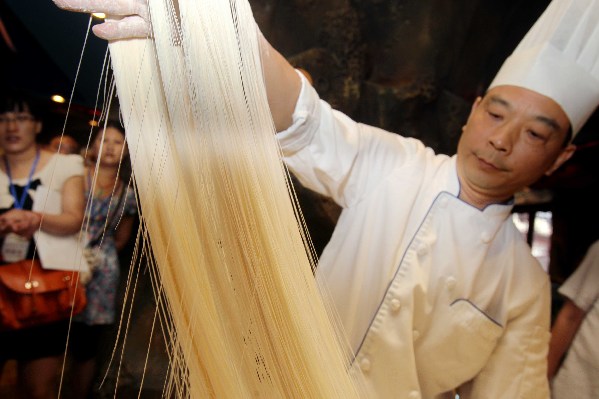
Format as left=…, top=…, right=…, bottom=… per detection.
left=0, top=114, right=36, bottom=124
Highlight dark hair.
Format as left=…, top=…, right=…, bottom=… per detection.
left=0, top=89, right=44, bottom=121
left=104, top=120, right=125, bottom=135
left=91, top=120, right=126, bottom=143
left=562, top=126, right=573, bottom=147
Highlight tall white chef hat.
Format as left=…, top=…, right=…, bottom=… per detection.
left=489, top=0, right=599, bottom=136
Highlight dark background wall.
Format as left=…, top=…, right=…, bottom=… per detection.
left=254, top=0, right=552, bottom=153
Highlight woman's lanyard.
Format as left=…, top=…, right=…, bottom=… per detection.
left=3, top=148, right=41, bottom=210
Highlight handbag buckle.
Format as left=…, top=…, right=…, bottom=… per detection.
left=24, top=280, right=40, bottom=290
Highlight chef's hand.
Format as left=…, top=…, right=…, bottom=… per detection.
left=52, top=0, right=150, bottom=40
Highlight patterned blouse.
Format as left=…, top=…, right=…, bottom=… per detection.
left=76, top=178, right=137, bottom=325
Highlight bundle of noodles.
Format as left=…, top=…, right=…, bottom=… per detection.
left=108, top=0, right=364, bottom=396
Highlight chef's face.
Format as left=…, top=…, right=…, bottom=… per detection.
left=456, top=85, right=574, bottom=208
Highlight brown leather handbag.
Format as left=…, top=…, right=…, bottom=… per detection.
left=0, top=259, right=86, bottom=330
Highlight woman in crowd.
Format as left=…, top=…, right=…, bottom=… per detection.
left=69, top=121, right=137, bottom=398
left=0, top=90, right=85, bottom=399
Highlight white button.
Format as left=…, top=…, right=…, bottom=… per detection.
left=360, top=358, right=371, bottom=372
left=413, top=330, right=420, bottom=340
left=416, top=243, right=427, bottom=256
left=390, top=299, right=401, bottom=313
left=446, top=276, right=457, bottom=290
left=481, top=231, right=492, bottom=243
left=408, top=390, right=421, bottom=399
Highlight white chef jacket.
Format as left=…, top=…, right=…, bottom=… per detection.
left=551, top=241, right=599, bottom=398
left=277, top=73, right=551, bottom=399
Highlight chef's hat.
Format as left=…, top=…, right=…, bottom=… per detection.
left=489, top=0, right=599, bottom=136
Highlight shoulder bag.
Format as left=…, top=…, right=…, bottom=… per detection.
left=0, top=258, right=87, bottom=331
